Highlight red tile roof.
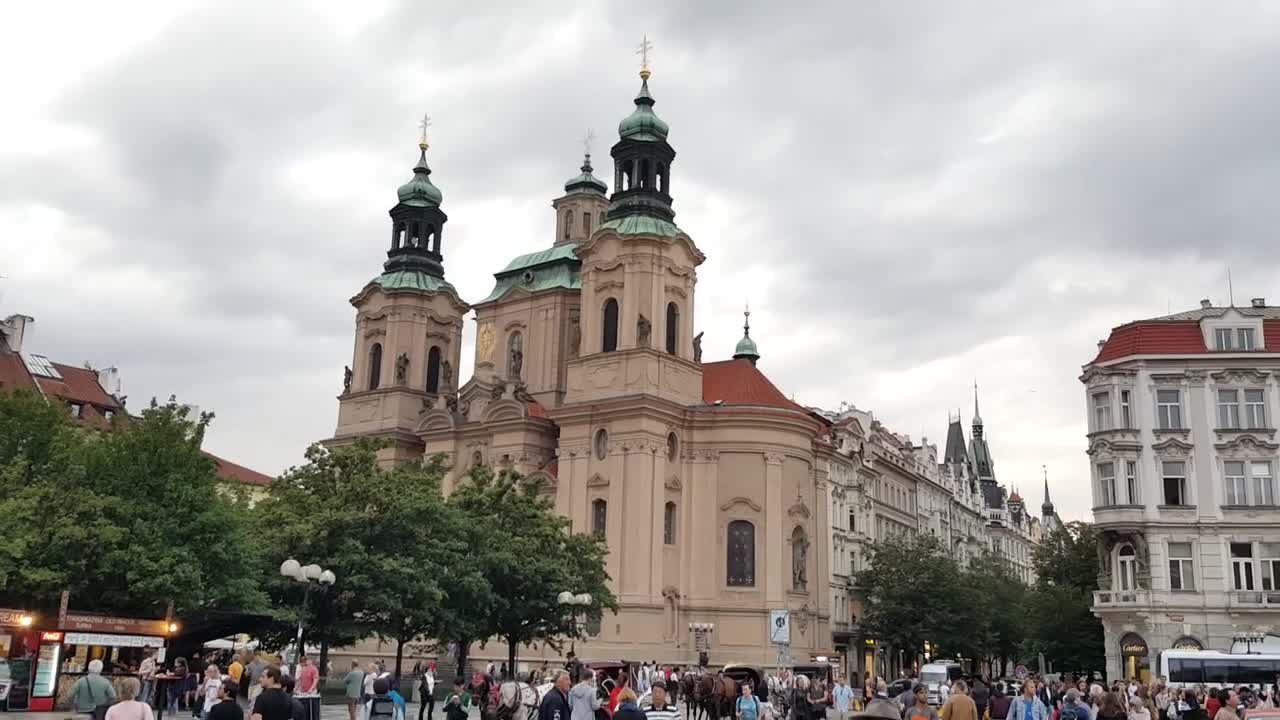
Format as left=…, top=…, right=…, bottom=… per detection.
left=204, top=451, right=274, bottom=487
left=1092, top=321, right=1207, bottom=363
left=701, top=359, right=808, bottom=412
left=0, top=353, right=35, bottom=392
left=1266, top=320, right=1280, bottom=352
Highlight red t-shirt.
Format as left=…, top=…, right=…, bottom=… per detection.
left=609, top=687, right=623, bottom=713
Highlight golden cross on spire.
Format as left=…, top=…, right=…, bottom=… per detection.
left=418, top=113, right=432, bottom=149
left=636, top=34, right=653, bottom=77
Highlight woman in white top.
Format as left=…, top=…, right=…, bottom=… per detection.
left=199, top=664, right=223, bottom=719
left=106, top=677, right=156, bottom=720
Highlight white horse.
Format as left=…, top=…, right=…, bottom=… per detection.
left=493, top=680, right=545, bottom=720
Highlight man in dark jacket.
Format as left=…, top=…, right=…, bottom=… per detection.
left=540, top=671, right=573, bottom=720
left=971, top=680, right=990, bottom=720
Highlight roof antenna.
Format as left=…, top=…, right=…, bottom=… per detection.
left=1228, top=268, right=1235, bottom=308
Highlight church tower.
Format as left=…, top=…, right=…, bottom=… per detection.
left=564, top=54, right=706, bottom=407
left=330, top=122, right=469, bottom=465
left=552, top=142, right=611, bottom=246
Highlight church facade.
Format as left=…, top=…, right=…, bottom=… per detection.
left=327, top=64, right=836, bottom=666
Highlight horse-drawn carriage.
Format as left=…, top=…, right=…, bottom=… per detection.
left=721, top=665, right=770, bottom=703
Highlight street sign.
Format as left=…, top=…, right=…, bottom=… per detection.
left=1013, top=664, right=1028, bottom=679
left=769, top=609, right=791, bottom=644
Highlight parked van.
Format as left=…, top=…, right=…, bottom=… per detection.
left=920, top=661, right=963, bottom=706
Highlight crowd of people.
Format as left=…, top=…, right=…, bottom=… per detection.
left=851, top=673, right=1280, bottom=720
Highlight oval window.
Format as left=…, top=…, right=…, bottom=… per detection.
left=667, top=432, right=679, bottom=462
left=594, top=428, right=609, bottom=460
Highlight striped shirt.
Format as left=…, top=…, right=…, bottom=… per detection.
left=642, top=702, right=680, bottom=720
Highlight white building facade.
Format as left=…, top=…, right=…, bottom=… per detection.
left=1085, top=299, right=1280, bottom=682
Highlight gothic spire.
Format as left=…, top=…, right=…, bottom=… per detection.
left=1041, top=465, right=1056, bottom=516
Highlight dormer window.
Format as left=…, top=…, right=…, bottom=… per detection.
left=1214, top=327, right=1257, bottom=351
left=69, top=403, right=83, bottom=418
left=104, top=409, right=115, bottom=422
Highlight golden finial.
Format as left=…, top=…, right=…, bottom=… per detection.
left=418, top=113, right=432, bottom=150
left=636, top=34, right=653, bottom=80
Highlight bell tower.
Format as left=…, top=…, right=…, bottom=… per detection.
left=552, top=132, right=611, bottom=246
left=329, top=117, right=469, bottom=465
left=564, top=47, right=705, bottom=407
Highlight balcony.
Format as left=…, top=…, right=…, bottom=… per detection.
left=1227, top=590, right=1280, bottom=609
left=1093, top=589, right=1150, bottom=608
left=1092, top=504, right=1146, bottom=528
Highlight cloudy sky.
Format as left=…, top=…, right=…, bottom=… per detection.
left=5, top=1, right=1280, bottom=521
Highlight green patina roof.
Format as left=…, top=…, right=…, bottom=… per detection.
left=734, top=335, right=759, bottom=357
left=481, top=244, right=582, bottom=303
left=499, top=243, right=579, bottom=272
left=597, top=215, right=683, bottom=237
left=619, top=78, right=669, bottom=142
left=375, top=269, right=458, bottom=295
left=397, top=147, right=443, bottom=208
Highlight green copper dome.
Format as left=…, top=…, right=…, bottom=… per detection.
left=618, top=76, right=669, bottom=142
left=732, top=309, right=760, bottom=364
left=564, top=154, right=608, bottom=195
left=397, top=146, right=443, bottom=207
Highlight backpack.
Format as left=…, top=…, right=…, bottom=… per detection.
left=1061, top=704, right=1087, bottom=720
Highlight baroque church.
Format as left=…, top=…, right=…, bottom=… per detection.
left=327, top=61, right=836, bottom=665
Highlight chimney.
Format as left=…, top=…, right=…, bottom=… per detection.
left=1200, top=298, right=1212, bottom=309
left=1097, top=339, right=1106, bottom=349
left=0, top=314, right=34, bottom=353
left=96, top=366, right=122, bottom=398
left=1252, top=297, right=1266, bottom=308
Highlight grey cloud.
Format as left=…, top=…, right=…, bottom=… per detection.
left=6, top=1, right=1280, bottom=519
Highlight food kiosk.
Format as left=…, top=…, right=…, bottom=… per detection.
left=0, top=608, right=38, bottom=712
left=49, top=614, right=169, bottom=711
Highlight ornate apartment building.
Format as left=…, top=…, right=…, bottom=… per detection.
left=1085, top=299, right=1280, bottom=681
left=822, top=400, right=1053, bottom=678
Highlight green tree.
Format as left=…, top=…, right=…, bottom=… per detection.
left=253, top=442, right=485, bottom=676
left=856, top=534, right=963, bottom=664
left=0, top=393, right=264, bottom=617
left=962, top=549, right=1027, bottom=676
left=447, top=466, right=617, bottom=675
left=1026, top=522, right=1105, bottom=675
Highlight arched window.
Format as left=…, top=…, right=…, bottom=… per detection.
left=408, top=223, right=421, bottom=248
left=640, top=158, right=652, bottom=189
left=665, top=302, right=679, bottom=354
left=426, top=224, right=436, bottom=253
left=1117, top=544, right=1137, bottom=591
left=664, top=501, right=677, bottom=545
left=392, top=223, right=404, bottom=249
left=426, top=345, right=441, bottom=393
left=602, top=298, right=619, bottom=353
left=592, top=499, right=607, bottom=537
left=563, top=210, right=573, bottom=241
left=583, top=211, right=592, bottom=235
left=658, top=162, right=668, bottom=193
left=367, top=343, right=383, bottom=390
left=727, top=520, right=755, bottom=587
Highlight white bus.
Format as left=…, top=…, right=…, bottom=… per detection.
left=1158, top=650, right=1280, bottom=688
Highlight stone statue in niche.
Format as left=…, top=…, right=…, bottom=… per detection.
left=342, top=366, right=352, bottom=394
left=441, top=360, right=454, bottom=392
left=509, top=334, right=524, bottom=379
left=568, top=319, right=581, bottom=359
left=394, top=353, right=409, bottom=385
left=693, top=332, right=704, bottom=363
left=792, top=531, right=809, bottom=591
left=637, top=314, right=651, bottom=348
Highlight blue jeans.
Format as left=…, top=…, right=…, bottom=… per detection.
left=140, top=680, right=155, bottom=706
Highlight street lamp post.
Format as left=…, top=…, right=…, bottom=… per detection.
left=688, top=623, right=714, bottom=668
left=558, top=591, right=592, bottom=656
left=280, top=559, right=336, bottom=676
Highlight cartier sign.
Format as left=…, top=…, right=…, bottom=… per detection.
left=62, top=613, right=168, bottom=635
left=1119, top=632, right=1149, bottom=656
